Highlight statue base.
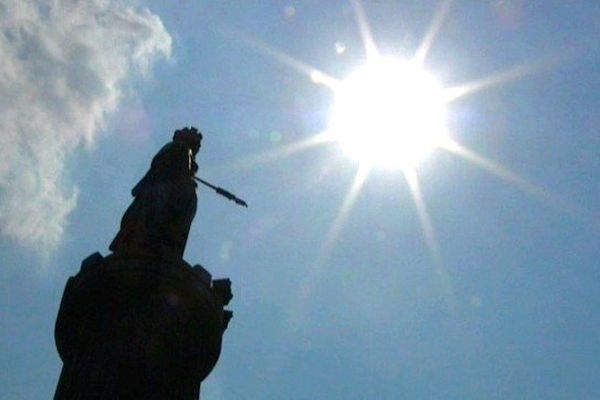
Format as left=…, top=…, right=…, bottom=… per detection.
left=54, top=252, right=232, bottom=400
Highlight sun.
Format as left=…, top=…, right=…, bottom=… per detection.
left=329, top=57, right=448, bottom=169
left=225, top=4, right=559, bottom=333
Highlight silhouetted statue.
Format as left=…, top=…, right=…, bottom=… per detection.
left=54, top=127, right=233, bottom=400
left=110, top=127, right=202, bottom=259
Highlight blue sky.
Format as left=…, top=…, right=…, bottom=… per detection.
left=2, top=1, right=600, bottom=399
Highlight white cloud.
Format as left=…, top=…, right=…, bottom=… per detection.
left=0, top=0, right=171, bottom=250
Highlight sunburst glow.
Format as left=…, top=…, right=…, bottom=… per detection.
left=219, top=5, right=569, bottom=318
left=329, top=57, right=448, bottom=169
left=216, top=7, right=581, bottom=385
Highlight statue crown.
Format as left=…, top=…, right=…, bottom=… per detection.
left=173, top=127, right=202, bottom=151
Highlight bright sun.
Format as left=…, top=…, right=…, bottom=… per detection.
left=228, top=5, right=552, bottom=318
left=329, top=57, right=448, bottom=169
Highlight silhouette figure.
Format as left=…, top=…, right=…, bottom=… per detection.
left=110, top=127, right=202, bottom=259
left=54, top=127, right=233, bottom=399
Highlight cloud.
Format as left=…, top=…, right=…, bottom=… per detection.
left=0, top=0, right=171, bottom=250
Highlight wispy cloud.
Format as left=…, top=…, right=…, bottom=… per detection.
left=0, top=0, right=171, bottom=250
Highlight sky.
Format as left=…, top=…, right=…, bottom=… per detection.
left=1, top=1, right=600, bottom=399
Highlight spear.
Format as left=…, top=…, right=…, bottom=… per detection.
left=193, top=176, right=248, bottom=208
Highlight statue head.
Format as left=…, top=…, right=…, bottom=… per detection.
left=173, top=127, right=203, bottom=155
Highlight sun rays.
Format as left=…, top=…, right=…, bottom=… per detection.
left=215, top=1, right=580, bottom=312
left=440, top=138, right=599, bottom=223
left=413, top=0, right=454, bottom=65
left=218, top=25, right=340, bottom=91
left=291, top=163, right=371, bottom=328
left=351, top=0, right=379, bottom=59
left=403, top=167, right=456, bottom=307
left=206, top=130, right=335, bottom=176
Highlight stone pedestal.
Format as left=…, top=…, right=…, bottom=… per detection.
left=54, top=253, right=232, bottom=399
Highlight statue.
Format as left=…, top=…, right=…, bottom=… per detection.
left=109, top=127, right=202, bottom=260
left=54, top=126, right=234, bottom=399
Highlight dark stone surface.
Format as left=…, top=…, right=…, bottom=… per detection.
left=54, top=252, right=232, bottom=400
left=212, top=279, right=233, bottom=306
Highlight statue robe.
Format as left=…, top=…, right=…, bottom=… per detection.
left=110, top=141, right=198, bottom=259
